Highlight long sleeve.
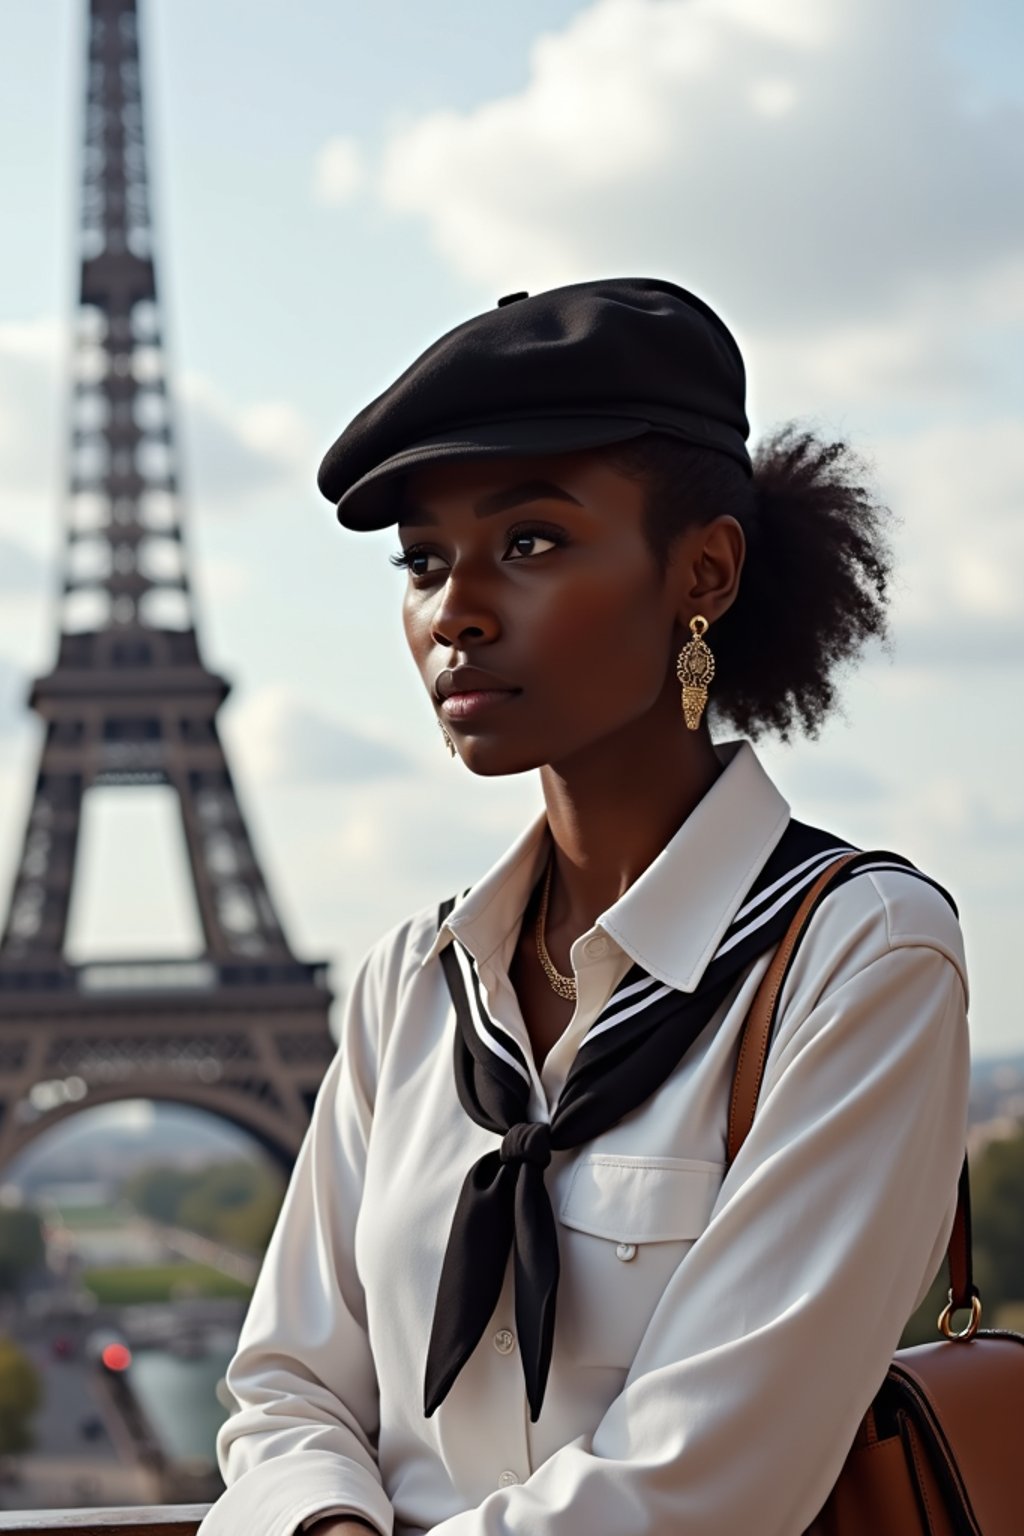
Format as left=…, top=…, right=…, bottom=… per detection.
left=197, top=945, right=396, bottom=1536
left=426, top=934, right=970, bottom=1536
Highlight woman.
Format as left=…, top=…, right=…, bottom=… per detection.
left=198, top=279, right=969, bottom=1536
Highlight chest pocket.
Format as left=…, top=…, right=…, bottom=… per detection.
left=556, top=1154, right=724, bottom=1372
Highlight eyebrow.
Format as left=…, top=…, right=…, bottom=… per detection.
left=398, top=479, right=583, bottom=528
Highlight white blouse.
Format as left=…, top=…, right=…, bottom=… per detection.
left=198, top=739, right=970, bottom=1536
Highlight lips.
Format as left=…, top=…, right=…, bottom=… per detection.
left=434, top=665, right=519, bottom=702
left=434, top=666, right=521, bottom=724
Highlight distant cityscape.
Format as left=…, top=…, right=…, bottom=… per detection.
left=0, top=1101, right=279, bottom=1510
left=967, top=1052, right=1024, bottom=1146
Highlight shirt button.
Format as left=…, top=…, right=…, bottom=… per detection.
left=615, top=1242, right=637, bottom=1262
left=584, top=935, right=609, bottom=959
left=493, top=1328, right=516, bottom=1355
left=498, top=1469, right=521, bottom=1488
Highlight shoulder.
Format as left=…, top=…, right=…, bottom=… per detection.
left=346, top=897, right=447, bottom=1019
left=858, top=860, right=965, bottom=978
left=759, top=853, right=971, bottom=1108
left=777, top=851, right=969, bottom=1021
left=337, top=895, right=452, bottom=1073
left=834, top=855, right=964, bottom=980
left=326, top=899, right=449, bottom=1115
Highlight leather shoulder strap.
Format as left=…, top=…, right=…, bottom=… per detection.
left=727, top=853, right=857, bottom=1163
left=725, top=851, right=975, bottom=1316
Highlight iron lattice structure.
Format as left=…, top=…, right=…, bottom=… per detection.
left=0, top=0, right=335, bottom=1170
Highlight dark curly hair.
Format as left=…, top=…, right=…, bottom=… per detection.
left=605, top=427, right=895, bottom=742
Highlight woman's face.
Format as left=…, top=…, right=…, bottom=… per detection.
left=396, top=449, right=734, bottom=777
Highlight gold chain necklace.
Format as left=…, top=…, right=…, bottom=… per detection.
left=535, top=856, right=577, bottom=1002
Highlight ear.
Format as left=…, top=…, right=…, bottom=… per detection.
left=673, top=515, right=746, bottom=628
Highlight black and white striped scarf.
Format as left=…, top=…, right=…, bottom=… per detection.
left=423, top=820, right=952, bottom=1420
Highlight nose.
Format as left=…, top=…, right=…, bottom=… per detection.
left=429, top=570, right=501, bottom=649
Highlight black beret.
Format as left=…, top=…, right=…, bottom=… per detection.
left=318, top=277, right=751, bottom=530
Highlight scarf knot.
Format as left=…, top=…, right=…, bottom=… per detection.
left=500, top=1121, right=551, bottom=1169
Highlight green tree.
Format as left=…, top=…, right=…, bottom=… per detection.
left=121, top=1158, right=285, bottom=1254
left=970, top=1127, right=1024, bottom=1312
left=121, top=1165, right=194, bottom=1225
left=901, top=1126, right=1024, bottom=1346
left=176, top=1160, right=284, bottom=1253
left=0, top=1335, right=41, bottom=1455
left=900, top=1267, right=949, bottom=1348
left=0, top=1207, right=45, bottom=1293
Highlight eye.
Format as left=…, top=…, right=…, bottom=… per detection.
left=390, top=546, right=449, bottom=578
left=504, top=526, right=564, bottom=561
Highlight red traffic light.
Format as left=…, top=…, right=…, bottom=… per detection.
left=100, top=1342, right=132, bottom=1372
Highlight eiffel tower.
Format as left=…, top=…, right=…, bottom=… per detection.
left=0, top=0, right=335, bottom=1171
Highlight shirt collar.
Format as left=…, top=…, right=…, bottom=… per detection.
left=420, top=807, right=550, bottom=971
left=421, top=739, right=790, bottom=993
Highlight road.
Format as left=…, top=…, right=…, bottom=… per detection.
left=1, top=1335, right=159, bottom=1511
left=23, top=1341, right=120, bottom=1459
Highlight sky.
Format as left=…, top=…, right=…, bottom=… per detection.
left=0, top=0, right=1022, bottom=1059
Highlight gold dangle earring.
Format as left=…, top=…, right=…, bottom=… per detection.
left=437, top=718, right=457, bottom=758
left=676, top=615, right=715, bottom=730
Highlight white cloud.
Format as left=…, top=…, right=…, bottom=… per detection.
left=304, top=0, right=1023, bottom=495
left=224, top=685, right=414, bottom=784
left=878, top=420, right=1024, bottom=533
left=0, top=317, right=63, bottom=361
left=749, top=78, right=798, bottom=118
left=196, top=551, right=254, bottom=606
left=750, top=302, right=1000, bottom=423
left=0, top=655, right=27, bottom=736
left=0, top=536, right=46, bottom=593
left=253, top=763, right=541, bottom=984
left=708, top=0, right=839, bottom=49
left=890, top=616, right=1024, bottom=671
left=368, top=0, right=1022, bottom=337
left=312, top=135, right=365, bottom=206
left=772, top=756, right=886, bottom=806
left=0, top=318, right=63, bottom=542
left=873, top=418, right=1024, bottom=639
left=177, top=372, right=313, bottom=512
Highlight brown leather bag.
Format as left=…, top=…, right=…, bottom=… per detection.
left=728, top=855, right=1024, bottom=1536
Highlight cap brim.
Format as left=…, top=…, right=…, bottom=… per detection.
left=334, top=415, right=652, bottom=530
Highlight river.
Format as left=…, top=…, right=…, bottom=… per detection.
left=130, top=1337, right=236, bottom=1465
